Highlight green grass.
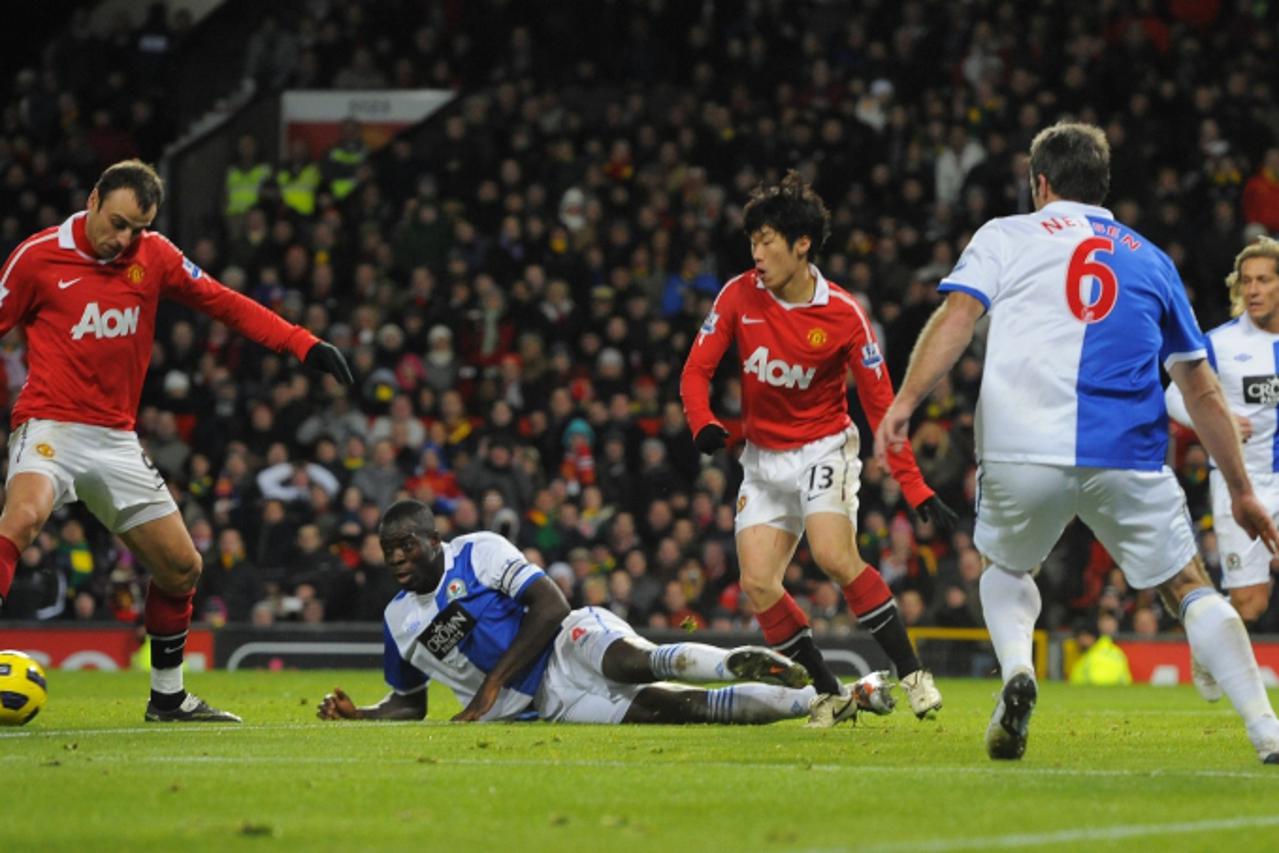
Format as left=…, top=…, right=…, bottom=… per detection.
left=3, top=672, right=1277, bottom=852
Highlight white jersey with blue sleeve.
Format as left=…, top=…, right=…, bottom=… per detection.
left=940, top=200, right=1206, bottom=470
left=380, top=531, right=551, bottom=720
left=1165, top=313, right=1279, bottom=474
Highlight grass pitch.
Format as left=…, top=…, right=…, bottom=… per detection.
left=3, top=671, right=1277, bottom=852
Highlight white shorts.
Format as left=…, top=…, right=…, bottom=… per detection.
left=974, top=461, right=1198, bottom=589
left=7, top=418, right=178, bottom=534
left=1210, top=469, right=1279, bottom=590
left=534, top=607, right=654, bottom=723
left=735, top=427, right=862, bottom=536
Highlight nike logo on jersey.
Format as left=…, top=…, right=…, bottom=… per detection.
left=57, top=277, right=83, bottom=289
left=741, top=315, right=765, bottom=325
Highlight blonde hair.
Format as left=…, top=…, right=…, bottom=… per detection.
left=1226, top=236, right=1279, bottom=317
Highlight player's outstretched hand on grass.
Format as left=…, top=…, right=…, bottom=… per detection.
left=304, top=340, right=355, bottom=385
left=452, top=677, right=501, bottom=722
left=318, top=687, right=359, bottom=720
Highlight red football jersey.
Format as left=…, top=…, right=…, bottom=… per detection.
left=0, top=212, right=318, bottom=431
left=680, top=267, right=933, bottom=507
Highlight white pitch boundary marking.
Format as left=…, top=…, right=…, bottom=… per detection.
left=1, top=750, right=1275, bottom=780
left=846, top=813, right=1279, bottom=852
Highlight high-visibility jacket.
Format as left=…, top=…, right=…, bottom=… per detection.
left=1069, top=636, right=1133, bottom=686
left=327, top=144, right=367, bottom=199
left=225, top=163, right=272, bottom=215
left=277, top=161, right=323, bottom=216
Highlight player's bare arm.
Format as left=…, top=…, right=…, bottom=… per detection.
left=1169, top=358, right=1279, bottom=553
left=451, top=576, right=570, bottom=722
left=317, top=687, right=426, bottom=721
left=875, top=291, right=985, bottom=464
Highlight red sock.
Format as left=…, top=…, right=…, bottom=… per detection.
left=755, top=593, right=810, bottom=645
left=0, top=534, right=18, bottom=598
left=842, top=568, right=893, bottom=617
left=144, top=580, right=195, bottom=636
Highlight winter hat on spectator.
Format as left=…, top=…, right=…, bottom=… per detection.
left=563, top=417, right=595, bottom=448
left=163, top=370, right=191, bottom=397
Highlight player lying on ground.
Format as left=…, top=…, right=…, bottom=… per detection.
left=317, top=500, right=894, bottom=724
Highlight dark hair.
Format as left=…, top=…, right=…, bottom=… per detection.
left=380, top=499, right=436, bottom=536
left=742, top=170, right=831, bottom=259
left=1028, top=122, right=1110, bottom=206
left=94, top=159, right=165, bottom=212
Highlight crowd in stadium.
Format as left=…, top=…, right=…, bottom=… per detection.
left=1, top=0, right=1278, bottom=635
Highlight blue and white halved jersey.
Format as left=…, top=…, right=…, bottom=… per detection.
left=1165, top=313, right=1279, bottom=474
left=381, top=531, right=551, bottom=720
left=939, top=200, right=1206, bottom=470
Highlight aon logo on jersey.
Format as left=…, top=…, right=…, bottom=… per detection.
left=70, top=302, right=140, bottom=340
left=743, top=345, right=815, bottom=389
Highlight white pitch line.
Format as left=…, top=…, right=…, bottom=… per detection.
left=850, top=813, right=1279, bottom=852
left=1, top=752, right=1275, bottom=781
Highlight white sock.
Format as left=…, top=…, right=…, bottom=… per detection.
left=151, top=666, right=183, bottom=695
left=649, top=643, right=730, bottom=681
left=979, top=565, right=1041, bottom=684
left=706, top=685, right=817, bottom=723
left=1181, top=587, right=1279, bottom=754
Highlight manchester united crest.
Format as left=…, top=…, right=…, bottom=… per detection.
left=35, top=443, right=55, bottom=459
left=807, top=327, right=828, bottom=347
left=737, top=494, right=747, bottom=513
left=127, top=264, right=146, bottom=284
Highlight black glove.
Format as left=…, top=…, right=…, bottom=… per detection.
left=304, top=341, right=354, bottom=385
left=914, top=495, right=959, bottom=536
left=693, top=424, right=729, bottom=455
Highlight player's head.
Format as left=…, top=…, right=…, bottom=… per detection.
left=743, top=170, right=831, bottom=293
left=1027, top=122, right=1110, bottom=208
left=379, top=499, right=444, bottom=593
left=85, top=159, right=164, bottom=260
left=1226, top=236, right=1279, bottom=328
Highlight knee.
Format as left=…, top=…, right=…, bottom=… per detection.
left=1, top=502, right=47, bottom=547
left=158, top=548, right=203, bottom=594
left=810, top=542, right=863, bottom=584
left=739, top=568, right=781, bottom=606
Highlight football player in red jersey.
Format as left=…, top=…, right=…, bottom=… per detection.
left=0, top=160, right=353, bottom=722
left=681, top=172, right=956, bottom=725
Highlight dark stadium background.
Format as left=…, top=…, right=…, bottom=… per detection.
left=2, top=0, right=1278, bottom=685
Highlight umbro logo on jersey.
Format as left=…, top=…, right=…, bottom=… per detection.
left=742, top=315, right=765, bottom=325
left=57, top=277, right=83, bottom=289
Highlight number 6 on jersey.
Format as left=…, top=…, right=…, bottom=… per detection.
left=1065, top=237, right=1118, bottom=324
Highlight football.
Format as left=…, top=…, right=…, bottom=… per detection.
left=851, top=669, right=896, bottom=716
left=0, top=649, right=48, bottom=726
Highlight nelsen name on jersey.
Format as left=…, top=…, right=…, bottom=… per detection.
left=939, top=200, right=1206, bottom=471
left=680, top=266, right=931, bottom=506
left=0, top=212, right=318, bottom=431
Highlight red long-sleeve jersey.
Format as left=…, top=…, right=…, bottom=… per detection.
left=680, top=267, right=933, bottom=507
left=0, top=212, right=318, bottom=431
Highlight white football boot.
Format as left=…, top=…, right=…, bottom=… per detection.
left=900, top=668, right=943, bottom=719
